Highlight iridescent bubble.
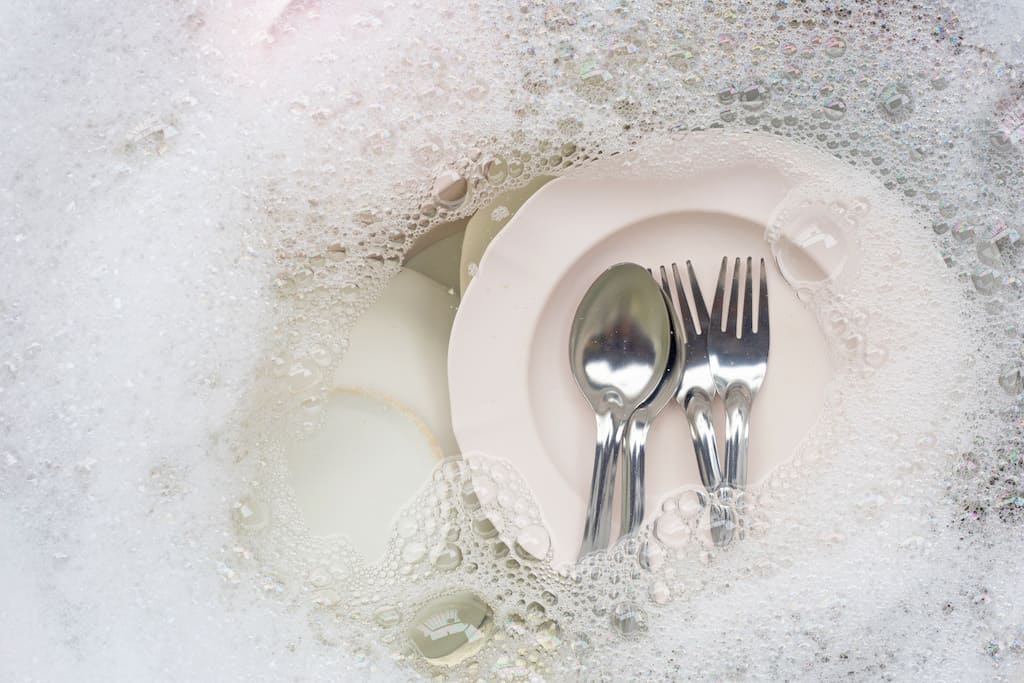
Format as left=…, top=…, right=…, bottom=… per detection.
left=877, top=81, right=914, bottom=122
left=232, top=495, right=270, bottom=532
left=606, top=30, right=648, bottom=67
left=682, top=72, right=703, bottom=87
left=770, top=199, right=852, bottom=289
left=638, top=540, right=665, bottom=571
left=326, top=242, right=347, bottom=261
left=823, top=98, right=847, bottom=121
left=273, top=273, right=294, bottom=293
left=824, top=36, right=847, bottom=58
left=374, top=606, right=402, bottom=628
left=738, top=81, right=770, bottom=111
left=413, top=141, right=443, bottom=167
left=312, top=589, right=340, bottom=607
left=990, top=221, right=1021, bottom=244
left=653, top=512, right=690, bottom=548
left=472, top=475, right=498, bottom=505
left=989, top=128, right=1014, bottom=153
left=977, top=241, right=1003, bottom=267
left=433, top=170, right=469, bottom=208
left=1001, top=275, right=1023, bottom=301
left=648, top=580, right=671, bottom=605
left=780, top=64, right=802, bottom=85
left=483, top=157, right=508, bottom=184
left=307, top=566, right=332, bottom=587
left=675, top=489, right=707, bottom=517
left=577, top=60, right=614, bottom=100
left=998, top=365, right=1024, bottom=396
left=460, top=479, right=481, bottom=509
left=570, top=633, right=592, bottom=658
left=666, top=40, right=700, bottom=71
left=972, top=267, right=999, bottom=295
left=525, top=601, right=546, bottom=625
left=864, top=344, right=890, bottom=368
left=472, top=517, right=499, bottom=538
left=535, top=620, right=561, bottom=651
left=408, top=592, right=494, bottom=666
left=952, top=222, right=977, bottom=243
left=402, top=541, right=426, bottom=564
left=433, top=543, right=463, bottom=571
left=717, top=84, right=737, bottom=105
left=514, top=524, right=551, bottom=561
left=609, top=601, right=648, bottom=637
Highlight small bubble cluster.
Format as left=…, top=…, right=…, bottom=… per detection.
left=227, top=0, right=1024, bottom=677
left=6, top=0, right=1024, bottom=680
left=235, top=130, right=1023, bottom=680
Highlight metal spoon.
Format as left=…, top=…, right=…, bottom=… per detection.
left=570, top=263, right=672, bottom=559
left=618, top=267, right=685, bottom=540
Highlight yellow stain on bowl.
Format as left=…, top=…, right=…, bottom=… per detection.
left=286, top=386, right=442, bottom=560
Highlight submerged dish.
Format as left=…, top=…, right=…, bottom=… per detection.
left=448, top=133, right=842, bottom=565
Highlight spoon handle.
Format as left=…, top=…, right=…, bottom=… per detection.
left=619, top=413, right=649, bottom=540
left=578, top=411, right=624, bottom=559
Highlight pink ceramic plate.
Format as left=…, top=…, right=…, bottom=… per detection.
left=448, top=134, right=835, bottom=566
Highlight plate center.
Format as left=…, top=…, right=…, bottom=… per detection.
left=528, top=209, right=832, bottom=516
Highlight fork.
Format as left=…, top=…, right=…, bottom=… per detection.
left=708, top=257, right=770, bottom=497
left=656, top=263, right=723, bottom=494
left=619, top=270, right=685, bottom=539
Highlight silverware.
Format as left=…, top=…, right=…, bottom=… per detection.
left=660, top=262, right=724, bottom=494
left=709, top=257, right=770, bottom=498
left=569, top=263, right=672, bottom=558
left=618, top=270, right=685, bottom=540
left=657, top=263, right=731, bottom=546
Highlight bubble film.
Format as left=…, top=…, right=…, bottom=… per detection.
left=3, top=1, right=1024, bottom=681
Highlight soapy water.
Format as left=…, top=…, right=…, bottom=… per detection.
left=3, top=0, right=1024, bottom=681
left=246, top=136, right=1003, bottom=680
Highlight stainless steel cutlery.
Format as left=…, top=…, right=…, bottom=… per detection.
left=709, top=257, right=770, bottom=495
left=572, top=258, right=770, bottom=556
left=618, top=270, right=685, bottom=541
left=661, top=262, right=722, bottom=495
left=569, top=263, right=672, bottom=560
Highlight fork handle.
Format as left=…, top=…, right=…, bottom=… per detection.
left=682, top=388, right=722, bottom=492
left=722, top=384, right=752, bottom=489
left=579, top=410, right=624, bottom=559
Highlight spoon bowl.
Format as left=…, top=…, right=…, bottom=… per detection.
left=619, top=267, right=686, bottom=538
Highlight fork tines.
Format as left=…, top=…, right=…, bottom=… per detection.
left=711, top=257, right=769, bottom=339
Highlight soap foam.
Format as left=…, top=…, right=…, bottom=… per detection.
left=2, top=0, right=1024, bottom=681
